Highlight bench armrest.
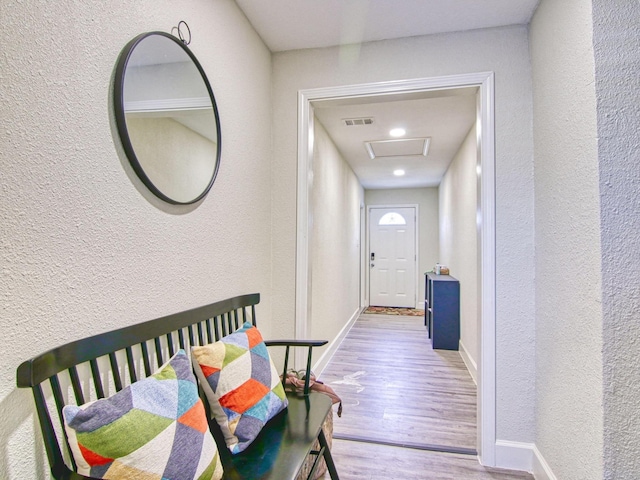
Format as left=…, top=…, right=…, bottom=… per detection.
left=265, top=339, right=328, bottom=394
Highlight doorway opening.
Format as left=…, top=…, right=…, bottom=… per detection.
left=295, top=72, right=496, bottom=466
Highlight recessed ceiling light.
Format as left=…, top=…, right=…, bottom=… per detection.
left=389, top=128, right=406, bottom=137
left=393, top=169, right=405, bottom=176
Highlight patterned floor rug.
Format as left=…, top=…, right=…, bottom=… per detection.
left=364, top=306, right=425, bottom=316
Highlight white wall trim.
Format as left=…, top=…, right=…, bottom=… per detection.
left=494, top=440, right=559, bottom=479
left=296, top=72, right=496, bottom=465
left=459, top=339, right=478, bottom=385
left=532, top=445, right=558, bottom=480
left=495, top=440, right=534, bottom=473
left=360, top=203, right=367, bottom=308
left=295, top=92, right=315, bottom=361
left=313, top=306, right=362, bottom=377
left=476, top=72, right=497, bottom=466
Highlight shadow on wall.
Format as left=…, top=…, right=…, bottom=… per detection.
left=1, top=388, right=46, bottom=479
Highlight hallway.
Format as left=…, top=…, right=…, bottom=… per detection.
left=318, top=312, right=533, bottom=479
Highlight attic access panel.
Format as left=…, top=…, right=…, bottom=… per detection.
left=365, top=137, right=430, bottom=160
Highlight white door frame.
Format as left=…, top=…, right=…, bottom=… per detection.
left=360, top=203, right=367, bottom=308
left=295, top=72, right=496, bottom=466
left=367, top=204, right=419, bottom=309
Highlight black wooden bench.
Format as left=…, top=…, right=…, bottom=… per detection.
left=16, top=293, right=339, bottom=480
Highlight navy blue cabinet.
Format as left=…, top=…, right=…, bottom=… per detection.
left=425, top=273, right=460, bottom=350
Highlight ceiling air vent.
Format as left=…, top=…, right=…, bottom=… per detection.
left=343, top=117, right=374, bottom=126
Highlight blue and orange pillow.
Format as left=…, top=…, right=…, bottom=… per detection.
left=191, top=322, right=288, bottom=453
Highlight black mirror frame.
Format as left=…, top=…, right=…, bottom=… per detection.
left=114, top=31, right=222, bottom=205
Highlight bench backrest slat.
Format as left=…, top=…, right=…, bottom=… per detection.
left=32, top=383, right=68, bottom=478
left=166, top=332, right=175, bottom=357
left=187, top=324, right=196, bottom=348
left=68, top=366, right=84, bottom=405
left=49, top=374, right=78, bottom=472
left=125, top=346, right=137, bottom=383
left=153, top=336, right=163, bottom=367
left=205, top=318, right=213, bottom=344
left=89, top=358, right=104, bottom=399
left=140, top=341, right=152, bottom=377
left=177, top=328, right=186, bottom=351
left=108, top=352, right=123, bottom=392
left=216, top=318, right=222, bottom=342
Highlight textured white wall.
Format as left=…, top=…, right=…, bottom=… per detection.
left=310, top=120, right=364, bottom=357
left=364, top=187, right=440, bottom=305
left=0, top=1, right=272, bottom=478
left=530, top=1, right=604, bottom=478
left=591, top=1, right=640, bottom=478
left=439, top=124, right=479, bottom=367
left=272, top=25, right=536, bottom=443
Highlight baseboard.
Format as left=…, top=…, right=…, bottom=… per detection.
left=313, top=306, right=362, bottom=377
left=458, top=339, right=478, bottom=385
left=494, top=440, right=558, bottom=479
left=495, top=440, right=534, bottom=473
left=532, top=445, right=558, bottom=480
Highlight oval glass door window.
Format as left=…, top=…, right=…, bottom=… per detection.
left=378, top=212, right=407, bottom=225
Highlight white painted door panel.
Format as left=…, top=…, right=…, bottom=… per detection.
left=369, top=207, right=416, bottom=308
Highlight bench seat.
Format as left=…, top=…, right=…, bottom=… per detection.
left=218, top=393, right=333, bottom=479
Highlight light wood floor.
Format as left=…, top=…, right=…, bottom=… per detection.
left=320, top=314, right=477, bottom=450
left=318, top=313, right=533, bottom=479
left=323, top=439, right=534, bottom=479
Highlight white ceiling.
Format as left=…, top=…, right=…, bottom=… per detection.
left=234, top=0, right=539, bottom=189
left=234, top=0, right=539, bottom=53
left=314, top=88, right=477, bottom=189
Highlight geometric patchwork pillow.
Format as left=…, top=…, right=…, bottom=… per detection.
left=62, top=350, right=223, bottom=480
left=191, top=322, right=288, bottom=454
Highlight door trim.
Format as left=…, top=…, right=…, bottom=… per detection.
left=360, top=203, right=367, bottom=308
left=296, top=72, right=496, bottom=466
left=367, top=204, right=419, bottom=309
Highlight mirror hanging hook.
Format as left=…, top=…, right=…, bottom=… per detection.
left=171, top=20, right=191, bottom=45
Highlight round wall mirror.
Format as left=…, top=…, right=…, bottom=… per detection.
left=114, top=32, right=221, bottom=205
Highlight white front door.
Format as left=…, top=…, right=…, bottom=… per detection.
left=369, top=207, right=416, bottom=308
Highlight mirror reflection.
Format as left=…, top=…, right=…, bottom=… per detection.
left=115, top=32, right=221, bottom=204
